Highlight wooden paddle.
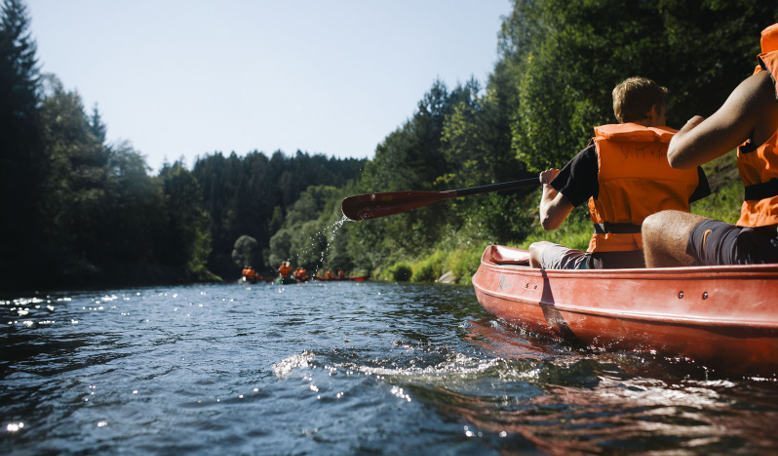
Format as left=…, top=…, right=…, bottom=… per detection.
left=341, top=177, right=539, bottom=221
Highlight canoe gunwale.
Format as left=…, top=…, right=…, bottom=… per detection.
left=481, top=245, right=778, bottom=279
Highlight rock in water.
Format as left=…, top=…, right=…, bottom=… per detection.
left=436, top=271, right=457, bottom=284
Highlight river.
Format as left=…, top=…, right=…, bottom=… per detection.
left=1, top=280, right=776, bottom=454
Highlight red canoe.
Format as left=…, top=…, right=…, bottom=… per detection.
left=472, top=245, right=778, bottom=375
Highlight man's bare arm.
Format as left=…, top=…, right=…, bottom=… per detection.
left=538, top=168, right=574, bottom=230
left=668, top=71, right=774, bottom=168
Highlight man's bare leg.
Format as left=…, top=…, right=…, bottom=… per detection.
left=642, top=210, right=708, bottom=267
left=528, top=241, right=556, bottom=268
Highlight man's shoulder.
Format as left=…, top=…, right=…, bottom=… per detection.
left=565, top=142, right=597, bottom=168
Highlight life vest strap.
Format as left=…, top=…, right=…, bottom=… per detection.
left=593, top=223, right=642, bottom=234
left=744, top=178, right=778, bottom=201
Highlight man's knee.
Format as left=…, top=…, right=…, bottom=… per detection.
left=642, top=210, right=707, bottom=267
left=643, top=210, right=679, bottom=240
left=529, top=241, right=554, bottom=267
left=529, top=241, right=553, bottom=256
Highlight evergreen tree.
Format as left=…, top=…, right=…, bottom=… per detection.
left=158, top=161, right=212, bottom=278
left=88, top=104, right=107, bottom=143
left=0, top=0, right=43, bottom=289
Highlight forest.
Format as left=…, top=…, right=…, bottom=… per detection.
left=1, top=0, right=776, bottom=291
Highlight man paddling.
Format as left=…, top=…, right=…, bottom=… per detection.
left=642, top=23, right=778, bottom=266
left=278, top=260, right=293, bottom=280
left=529, top=77, right=711, bottom=269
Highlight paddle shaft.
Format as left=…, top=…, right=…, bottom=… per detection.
left=443, top=177, right=539, bottom=197
left=341, top=177, right=540, bottom=220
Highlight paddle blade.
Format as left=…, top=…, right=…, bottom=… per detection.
left=341, top=191, right=449, bottom=221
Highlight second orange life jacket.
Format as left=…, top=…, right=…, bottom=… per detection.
left=587, top=123, right=700, bottom=253
left=737, top=25, right=778, bottom=227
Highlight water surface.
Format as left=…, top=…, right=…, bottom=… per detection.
left=1, top=281, right=776, bottom=454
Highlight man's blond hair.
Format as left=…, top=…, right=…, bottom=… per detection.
left=612, top=77, right=668, bottom=123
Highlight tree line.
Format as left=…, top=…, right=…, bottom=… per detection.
left=2, top=0, right=776, bottom=291
left=0, top=0, right=363, bottom=291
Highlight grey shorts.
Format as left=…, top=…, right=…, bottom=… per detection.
left=538, top=243, right=646, bottom=270
left=537, top=243, right=592, bottom=270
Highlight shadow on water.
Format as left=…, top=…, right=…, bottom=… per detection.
left=399, top=318, right=778, bottom=454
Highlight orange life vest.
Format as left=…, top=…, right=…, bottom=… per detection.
left=736, top=25, right=778, bottom=227
left=278, top=263, right=292, bottom=277
left=587, top=123, right=700, bottom=253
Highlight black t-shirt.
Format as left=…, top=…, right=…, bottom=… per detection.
left=551, top=142, right=711, bottom=207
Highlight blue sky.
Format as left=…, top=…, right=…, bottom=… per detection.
left=27, top=0, right=510, bottom=171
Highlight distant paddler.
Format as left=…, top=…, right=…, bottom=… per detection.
left=277, top=260, right=293, bottom=280
left=293, top=266, right=309, bottom=282
left=241, top=265, right=258, bottom=284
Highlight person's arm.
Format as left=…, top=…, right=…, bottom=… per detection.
left=668, top=71, right=773, bottom=168
left=538, top=168, right=574, bottom=230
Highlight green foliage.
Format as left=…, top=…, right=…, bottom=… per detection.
left=691, top=181, right=742, bottom=225
left=407, top=245, right=485, bottom=285
left=444, top=246, right=484, bottom=285
left=387, top=262, right=412, bottom=282
left=267, top=185, right=348, bottom=272
left=158, top=161, right=212, bottom=276
left=410, top=250, right=446, bottom=282
left=690, top=152, right=742, bottom=224
left=508, top=0, right=776, bottom=172
left=232, top=235, right=259, bottom=268
left=192, top=151, right=364, bottom=278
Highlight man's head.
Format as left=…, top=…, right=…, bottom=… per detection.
left=612, top=77, right=668, bottom=125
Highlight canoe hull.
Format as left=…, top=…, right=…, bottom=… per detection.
left=472, top=245, right=778, bottom=375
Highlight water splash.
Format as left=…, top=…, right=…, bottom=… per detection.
left=272, top=351, right=315, bottom=378
left=294, top=215, right=351, bottom=279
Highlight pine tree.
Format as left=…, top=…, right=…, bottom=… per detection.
left=0, top=0, right=44, bottom=290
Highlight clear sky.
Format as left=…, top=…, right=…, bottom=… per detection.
left=27, top=0, right=510, bottom=171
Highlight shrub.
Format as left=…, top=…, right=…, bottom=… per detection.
left=411, top=250, right=446, bottom=282
left=388, top=262, right=413, bottom=282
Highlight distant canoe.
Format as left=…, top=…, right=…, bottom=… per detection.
left=314, top=276, right=368, bottom=282
left=273, top=276, right=298, bottom=285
